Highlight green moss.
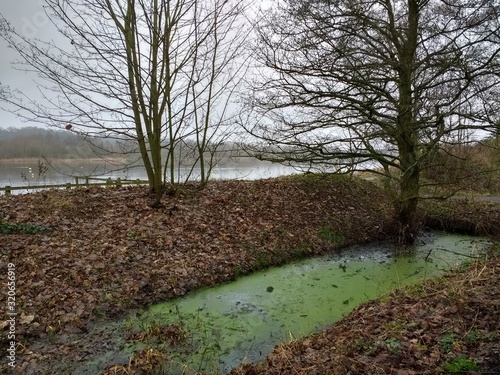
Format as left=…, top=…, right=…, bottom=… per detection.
left=440, top=333, right=459, bottom=353
left=318, top=225, right=345, bottom=245
left=351, top=338, right=377, bottom=356
left=384, top=337, right=401, bottom=353
left=443, top=357, right=480, bottom=373
left=0, top=221, right=52, bottom=234
left=290, top=242, right=310, bottom=258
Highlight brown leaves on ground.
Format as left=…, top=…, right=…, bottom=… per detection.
left=230, top=250, right=500, bottom=375
left=421, top=197, right=500, bottom=239
left=0, top=175, right=390, bottom=373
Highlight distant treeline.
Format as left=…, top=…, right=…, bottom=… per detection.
left=0, top=126, right=120, bottom=159
left=0, top=126, right=246, bottom=163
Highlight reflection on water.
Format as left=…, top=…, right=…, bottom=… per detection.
left=0, top=159, right=298, bottom=194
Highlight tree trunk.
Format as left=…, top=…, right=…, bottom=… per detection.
left=149, top=169, right=164, bottom=208
left=395, top=165, right=420, bottom=245
left=393, top=0, right=420, bottom=245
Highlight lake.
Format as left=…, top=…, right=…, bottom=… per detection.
left=0, top=159, right=298, bottom=194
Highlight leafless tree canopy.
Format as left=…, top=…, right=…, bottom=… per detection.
left=245, top=0, right=499, bottom=166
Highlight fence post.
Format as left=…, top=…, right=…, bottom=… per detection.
left=5, top=186, right=11, bottom=196
left=85, top=176, right=89, bottom=186
left=75, top=177, right=79, bottom=187
left=66, top=183, right=71, bottom=190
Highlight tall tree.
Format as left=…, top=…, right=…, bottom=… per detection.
left=243, top=0, right=500, bottom=243
left=1, top=0, right=249, bottom=205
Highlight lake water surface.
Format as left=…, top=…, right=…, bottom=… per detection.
left=0, top=159, right=297, bottom=194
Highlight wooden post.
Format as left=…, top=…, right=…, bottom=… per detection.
left=5, top=186, right=11, bottom=196
left=85, top=176, right=89, bottom=186
left=75, top=177, right=79, bottom=187
left=66, top=183, right=71, bottom=190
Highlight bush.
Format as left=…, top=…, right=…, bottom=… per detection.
left=421, top=138, right=500, bottom=194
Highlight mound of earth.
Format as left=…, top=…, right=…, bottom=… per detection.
left=0, top=175, right=391, bottom=374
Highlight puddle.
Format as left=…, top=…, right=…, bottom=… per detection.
left=72, top=231, right=491, bottom=374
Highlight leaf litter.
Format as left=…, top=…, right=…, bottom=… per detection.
left=0, top=175, right=498, bottom=374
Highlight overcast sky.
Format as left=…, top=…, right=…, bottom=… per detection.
left=0, top=0, right=61, bottom=129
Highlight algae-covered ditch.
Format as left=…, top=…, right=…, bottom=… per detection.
left=70, top=231, right=492, bottom=375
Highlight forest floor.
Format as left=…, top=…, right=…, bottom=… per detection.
left=0, top=174, right=499, bottom=374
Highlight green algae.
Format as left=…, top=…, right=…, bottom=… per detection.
left=75, top=232, right=491, bottom=374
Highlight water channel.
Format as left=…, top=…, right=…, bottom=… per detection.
left=73, top=231, right=491, bottom=374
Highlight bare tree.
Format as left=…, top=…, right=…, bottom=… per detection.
left=242, top=0, right=500, bottom=243
left=1, top=0, right=250, bottom=205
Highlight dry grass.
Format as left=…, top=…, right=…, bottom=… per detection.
left=103, top=348, right=167, bottom=375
